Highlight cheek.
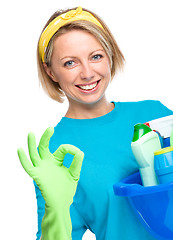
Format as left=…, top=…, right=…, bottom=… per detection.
left=55, top=72, right=78, bottom=93
left=100, top=61, right=111, bottom=79
left=53, top=70, right=70, bottom=86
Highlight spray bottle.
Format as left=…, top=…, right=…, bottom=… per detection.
left=146, top=115, right=173, bottom=147
left=131, top=123, right=161, bottom=186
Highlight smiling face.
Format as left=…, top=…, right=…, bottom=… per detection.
left=46, top=29, right=111, bottom=106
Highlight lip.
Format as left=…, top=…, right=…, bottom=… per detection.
left=76, top=80, right=99, bottom=87
left=75, top=80, right=101, bottom=93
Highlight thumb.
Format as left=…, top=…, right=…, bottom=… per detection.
left=53, top=144, right=84, bottom=180
left=69, top=148, right=84, bottom=181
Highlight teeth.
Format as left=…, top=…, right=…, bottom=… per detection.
left=78, top=82, right=97, bottom=90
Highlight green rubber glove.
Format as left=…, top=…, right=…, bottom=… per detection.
left=170, top=129, right=173, bottom=147
left=17, top=127, right=84, bottom=240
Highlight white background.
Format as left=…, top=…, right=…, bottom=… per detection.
left=1, top=0, right=173, bottom=239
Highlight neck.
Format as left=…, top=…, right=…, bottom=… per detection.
left=65, top=97, right=114, bottom=119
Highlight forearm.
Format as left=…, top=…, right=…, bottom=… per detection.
left=41, top=206, right=72, bottom=240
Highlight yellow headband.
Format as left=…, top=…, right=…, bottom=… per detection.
left=39, top=7, right=104, bottom=62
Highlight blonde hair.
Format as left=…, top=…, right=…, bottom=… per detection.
left=37, top=7, right=125, bottom=102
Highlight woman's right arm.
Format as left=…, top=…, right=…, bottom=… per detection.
left=18, top=128, right=84, bottom=240
left=33, top=181, right=45, bottom=240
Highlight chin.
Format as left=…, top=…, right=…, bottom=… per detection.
left=77, top=95, right=105, bottom=105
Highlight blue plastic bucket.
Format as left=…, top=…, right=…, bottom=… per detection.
left=113, top=172, right=173, bottom=240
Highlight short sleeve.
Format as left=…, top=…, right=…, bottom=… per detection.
left=139, top=100, right=173, bottom=122
left=156, top=101, right=173, bottom=116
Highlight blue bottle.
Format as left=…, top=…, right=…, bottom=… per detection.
left=154, top=147, right=173, bottom=184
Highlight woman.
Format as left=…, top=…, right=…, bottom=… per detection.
left=19, top=6, right=173, bottom=240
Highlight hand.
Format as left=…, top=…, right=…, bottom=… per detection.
left=17, top=127, right=84, bottom=239
left=170, top=129, right=173, bottom=147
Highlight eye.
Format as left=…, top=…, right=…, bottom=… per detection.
left=92, top=54, right=103, bottom=61
left=64, top=60, right=75, bottom=67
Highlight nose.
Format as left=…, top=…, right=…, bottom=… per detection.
left=80, top=61, right=94, bottom=81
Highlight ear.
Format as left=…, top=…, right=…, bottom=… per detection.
left=43, top=63, right=58, bottom=83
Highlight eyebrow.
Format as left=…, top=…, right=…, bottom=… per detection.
left=60, top=49, right=104, bottom=61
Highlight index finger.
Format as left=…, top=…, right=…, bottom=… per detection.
left=54, top=144, right=84, bottom=180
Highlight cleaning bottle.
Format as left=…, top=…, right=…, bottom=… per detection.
left=145, top=115, right=173, bottom=147
left=131, top=123, right=161, bottom=186
left=154, top=146, right=173, bottom=184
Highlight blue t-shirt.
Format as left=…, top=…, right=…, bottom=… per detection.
left=34, top=100, right=173, bottom=240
